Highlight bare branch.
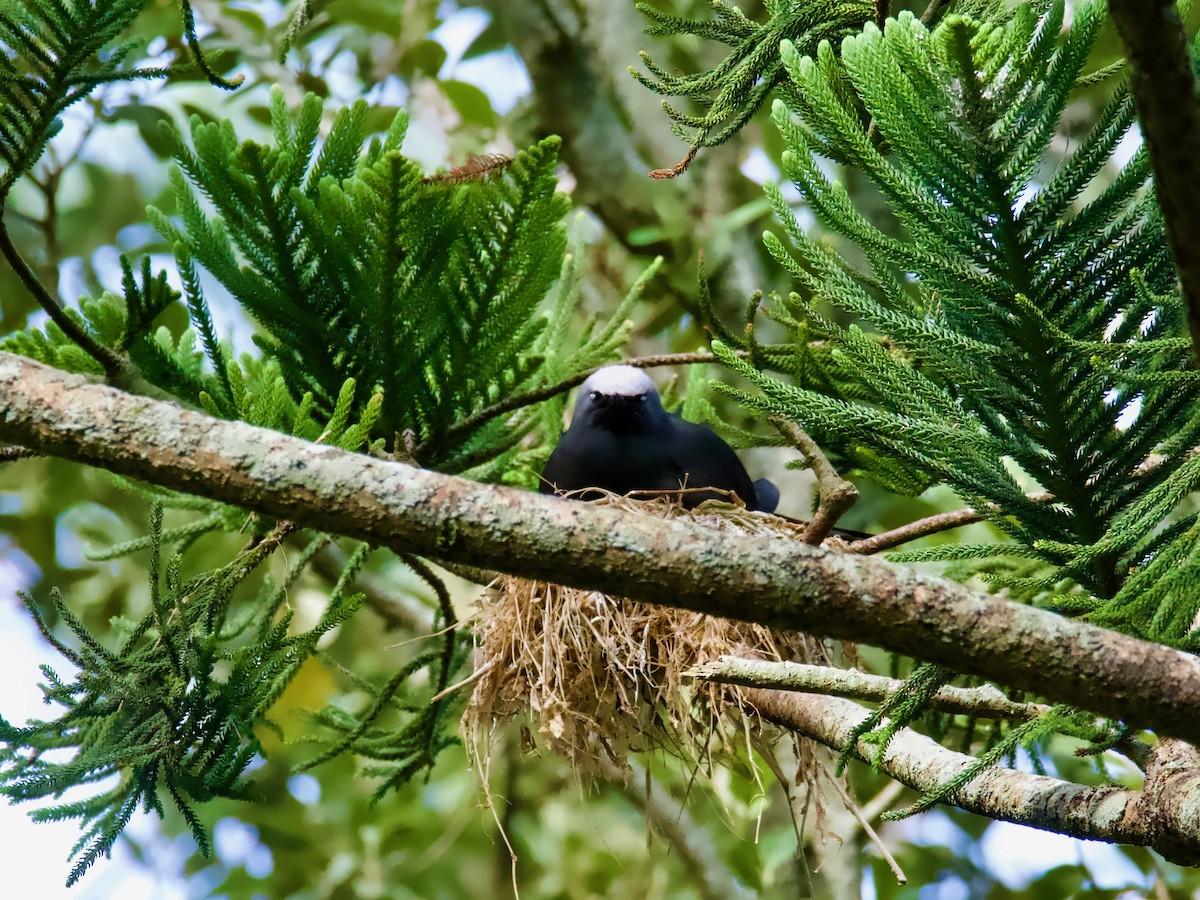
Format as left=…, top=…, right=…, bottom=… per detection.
left=770, top=416, right=859, bottom=544
left=849, top=490, right=1057, bottom=554
left=847, top=507, right=986, bottom=554
left=689, top=656, right=1151, bottom=767
left=920, top=0, right=954, bottom=25
left=5, top=353, right=1200, bottom=743
left=745, top=689, right=1200, bottom=867
left=849, top=462, right=1188, bottom=555
left=690, top=657, right=1050, bottom=720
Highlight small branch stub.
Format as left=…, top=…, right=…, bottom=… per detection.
left=770, top=415, right=859, bottom=543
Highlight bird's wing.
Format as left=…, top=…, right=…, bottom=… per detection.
left=541, top=427, right=674, bottom=497
left=539, top=428, right=590, bottom=494
left=665, top=418, right=758, bottom=508
left=752, top=477, right=780, bottom=514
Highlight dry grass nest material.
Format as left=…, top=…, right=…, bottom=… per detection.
left=463, top=492, right=829, bottom=778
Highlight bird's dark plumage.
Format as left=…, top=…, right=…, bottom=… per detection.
left=539, top=365, right=778, bottom=512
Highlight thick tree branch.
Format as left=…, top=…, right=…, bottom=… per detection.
left=745, top=689, right=1200, bottom=866
left=5, top=353, right=1200, bottom=742
left=0, top=445, right=40, bottom=463
left=692, top=657, right=1053, bottom=721
left=691, top=656, right=1151, bottom=766
left=1109, top=0, right=1200, bottom=363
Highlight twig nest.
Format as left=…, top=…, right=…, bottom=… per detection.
left=463, top=494, right=827, bottom=778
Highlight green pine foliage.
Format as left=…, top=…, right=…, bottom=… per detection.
left=1, top=294, right=126, bottom=376
left=632, top=0, right=874, bottom=169
left=147, top=86, right=578, bottom=476
left=0, top=506, right=468, bottom=885
left=476, top=249, right=660, bottom=486
left=0, top=0, right=156, bottom=198
left=0, top=5, right=648, bottom=881
left=712, top=2, right=1200, bottom=642
left=0, top=0, right=241, bottom=202
left=0, top=507, right=366, bottom=885
left=6, top=88, right=641, bottom=484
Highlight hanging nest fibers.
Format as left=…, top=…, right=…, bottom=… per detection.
left=462, top=492, right=833, bottom=780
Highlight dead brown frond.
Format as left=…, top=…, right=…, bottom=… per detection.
left=423, top=153, right=513, bottom=185
left=463, top=494, right=829, bottom=782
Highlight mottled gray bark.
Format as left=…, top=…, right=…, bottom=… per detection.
left=3, top=352, right=1200, bottom=744
left=747, top=689, right=1200, bottom=867
left=692, top=657, right=1055, bottom=721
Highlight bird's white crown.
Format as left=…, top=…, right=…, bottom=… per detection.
left=581, top=365, right=657, bottom=397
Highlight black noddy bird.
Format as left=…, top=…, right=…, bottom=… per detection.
left=539, top=365, right=779, bottom=512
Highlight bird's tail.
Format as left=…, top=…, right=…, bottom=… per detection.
left=752, top=478, right=780, bottom=514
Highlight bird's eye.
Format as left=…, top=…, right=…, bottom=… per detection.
left=590, top=391, right=600, bottom=401
left=638, top=395, right=647, bottom=403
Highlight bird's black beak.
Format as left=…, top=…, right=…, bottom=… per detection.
left=587, top=392, right=649, bottom=431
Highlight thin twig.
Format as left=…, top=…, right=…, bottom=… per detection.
left=29, top=104, right=97, bottom=298
left=849, top=507, right=987, bottom=554
left=179, top=0, right=244, bottom=90
left=484, top=733, right=521, bottom=900
left=848, top=491, right=1053, bottom=555
left=847, top=446, right=1188, bottom=554
left=429, top=661, right=493, bottom=703
left=415, top=350, right=750, bottom=460
left=0, top=214, right=127, bottom=384
left=386, top=611, right=477, bottom=649
left=649, top=144, right=699, bottom=180
left=827, top=774, right=907, bottom=885
left=770, top=416, right=858, bottom=544
left=33, top=165, right=62, bottom=297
